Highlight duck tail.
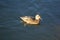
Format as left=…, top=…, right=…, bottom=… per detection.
left=20, top=17, right=23, bottom=19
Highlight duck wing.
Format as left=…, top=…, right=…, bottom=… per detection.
left=20, top=16, right=34, bottom=21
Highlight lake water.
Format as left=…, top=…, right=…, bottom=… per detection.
left=0, top=0, right=60, bottom=40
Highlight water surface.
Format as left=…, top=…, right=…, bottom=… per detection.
left=0, top=0, right=60, bottom=40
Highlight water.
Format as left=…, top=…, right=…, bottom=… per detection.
left=0, top=0, right=60, bottom=40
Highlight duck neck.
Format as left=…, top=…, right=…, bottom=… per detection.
left=35, top=17, right=40, bottom=22
left=35, top=18, right=40, bottom=22
left=35, top=18, right=40, bottom=20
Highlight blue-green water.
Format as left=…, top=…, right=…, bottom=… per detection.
left=0, top=0, right=60, bottom=40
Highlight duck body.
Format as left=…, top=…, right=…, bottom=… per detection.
left=20, top=14, right=41, bottom=24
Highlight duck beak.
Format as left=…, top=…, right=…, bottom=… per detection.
left=40, top=18, right=42, bottom=20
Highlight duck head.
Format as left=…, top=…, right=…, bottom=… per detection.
left=35, top=14, right=41, bottom=20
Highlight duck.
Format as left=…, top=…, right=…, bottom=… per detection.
left=20, top=14, right=41, bottom=24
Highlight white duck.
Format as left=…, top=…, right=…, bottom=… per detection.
left=20, top=14, right=41, bottom=24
